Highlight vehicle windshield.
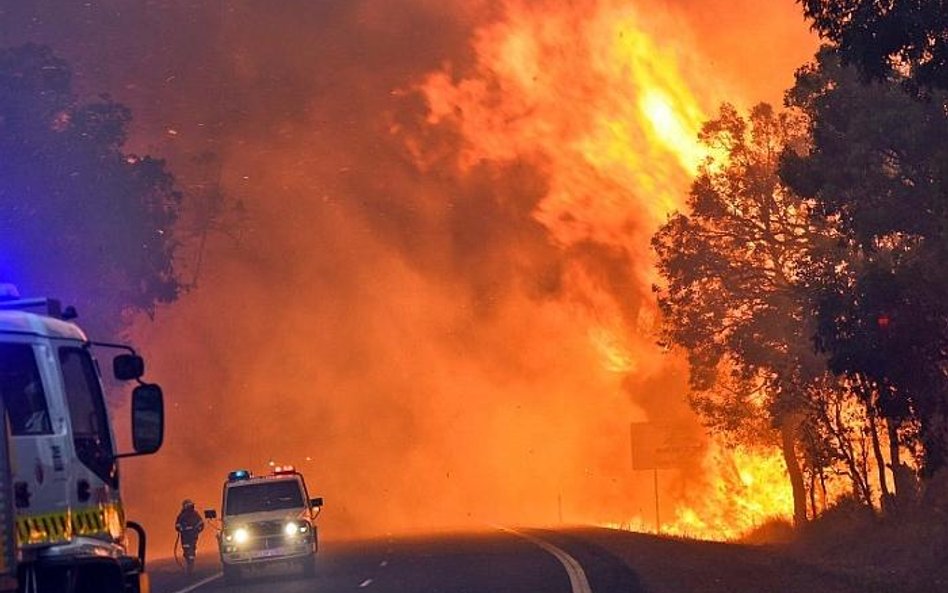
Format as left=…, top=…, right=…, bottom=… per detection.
left=59, top=346, right=117, bottom=487
left=225, top=480, right=304, bottom=515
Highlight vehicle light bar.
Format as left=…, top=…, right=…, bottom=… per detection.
left=0, top=294, right=66, bottom=318
left=272, top=465, right=296, bottom=475
left=228, top=469, right=252, bottom=482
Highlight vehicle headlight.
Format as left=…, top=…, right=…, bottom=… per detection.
left=284, top=521, right=300, bottom=536
left=233, top=527, right=250, bottom=544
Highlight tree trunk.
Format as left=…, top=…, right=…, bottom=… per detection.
left=831, top=396, right=874, bottom=509
left=780, top=418, right=808, bottom=527
left=867, top=406, right=890, bottom=511
left=887, top=417, right=916, bottom=504
left=808, top=469, right=817, bottom=518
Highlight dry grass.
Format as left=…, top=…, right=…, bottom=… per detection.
left=783, top=494, right=948, bottom=593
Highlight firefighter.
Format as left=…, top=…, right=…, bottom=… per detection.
left=175, top=499, right=205, bottom=574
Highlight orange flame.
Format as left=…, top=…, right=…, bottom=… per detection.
left=421, top=1, right=711, bottom=246
left=417, top=0, right=717, bottom=408
left=607, top=445, right=794, bottom=540
left=416, top=0, right=813, bottom=539
left=666, top=444, right=794, bottom=539
left=88, top=0, right=820, bottom=549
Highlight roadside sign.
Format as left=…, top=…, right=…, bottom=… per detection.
left=630, top=422, right=703, bottom=470
left=630, top=421, right=704, bottom=534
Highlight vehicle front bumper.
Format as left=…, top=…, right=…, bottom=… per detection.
left=220, top=536, right=314, bottom=566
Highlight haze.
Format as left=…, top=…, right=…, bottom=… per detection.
left=0, top=0, right=816, bottom=553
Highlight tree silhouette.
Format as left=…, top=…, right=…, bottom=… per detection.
left=0, top=44, right=183, bottom=338
left=653, top=103, right=831, bottom=526
left=799, top=0, right=948, bottom=90
left=783, top=48, right=948, bottom=479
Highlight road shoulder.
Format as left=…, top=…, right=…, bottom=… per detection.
left=556, top=527, right=873, bottom=593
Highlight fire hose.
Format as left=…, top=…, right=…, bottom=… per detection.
left=173, top=531, right=184, bottom=570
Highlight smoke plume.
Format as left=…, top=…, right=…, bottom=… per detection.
left=0, top=0, right=816, bottom=550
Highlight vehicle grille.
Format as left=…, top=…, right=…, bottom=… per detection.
left=251, top=520, right=285, bottom=537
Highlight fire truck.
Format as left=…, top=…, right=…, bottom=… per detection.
left=0, top=284, right=164, bottom=593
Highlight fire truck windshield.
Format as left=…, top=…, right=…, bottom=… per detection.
left=225, top=480, right=305, bottom=515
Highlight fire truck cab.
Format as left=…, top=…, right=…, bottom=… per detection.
left=205, top=466, right=323, bottom=583
left=0, top=285, right=164, bottom=593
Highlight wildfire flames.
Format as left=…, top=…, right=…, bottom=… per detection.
left=662, top=445, right=794, bottom=539
left=3, top=0, right=818, bottom=548
left=419, top=1, right=705, bottom=247
left=411, top=0, right=811, bottom=539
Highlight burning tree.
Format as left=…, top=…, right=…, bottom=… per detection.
left=782, top=46, right=948, bottom=485
left=652, top=103, right=830, bottom=526
left=655, top=3, right=948, bottom=520
left=652, top=96, right=925, bottom=520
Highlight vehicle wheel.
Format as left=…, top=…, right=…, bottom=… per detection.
left=302, top=554, right=316, bottom=578
left=223, top=564, right=241, bottom=584
left=74, top=559, right=125, bottom=593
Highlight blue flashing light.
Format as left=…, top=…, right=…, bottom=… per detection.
left=0, top=284, right=20, bottom=300
left=228, top=469, right=252, bottom=482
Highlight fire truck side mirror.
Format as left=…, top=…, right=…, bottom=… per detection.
left=204, top=509, right=217, bottom=519
left=310, top=497, right=323, bottom=508
left=114, top=354, right=145, bottom=381
left=131, top=383, right=164, bottom=455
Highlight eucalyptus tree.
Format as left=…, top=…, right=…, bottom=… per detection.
left=653, top=103, right=834, bottom=525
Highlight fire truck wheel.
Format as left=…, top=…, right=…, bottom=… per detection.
left=75, top=559, right=124, bottom=593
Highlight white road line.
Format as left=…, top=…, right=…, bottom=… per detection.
left=503, top=528, right=593, bottom=593
left=379, top=560, right=388, bottom=567
left=168, top=572, right=223, bottom=593
left=359, top=578, right=374, bottom=587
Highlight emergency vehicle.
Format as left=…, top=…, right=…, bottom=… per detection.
left=0, top=284, right=164, bottom=593
left=205, top=466, right=322, bottom=583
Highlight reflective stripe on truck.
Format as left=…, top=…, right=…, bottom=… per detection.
left=15, top=502, right=124, bottom=546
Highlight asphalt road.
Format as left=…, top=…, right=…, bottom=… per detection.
left=148, top=528, right=644, bottom=593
